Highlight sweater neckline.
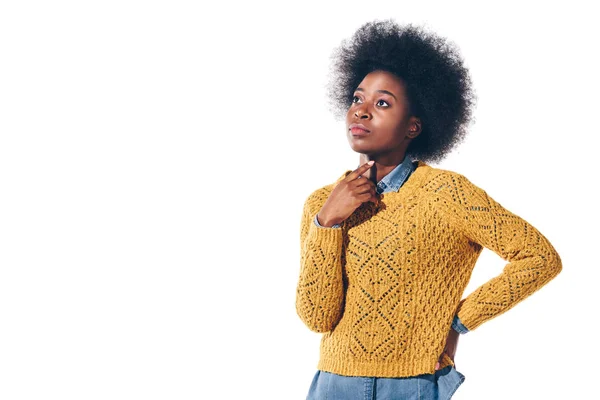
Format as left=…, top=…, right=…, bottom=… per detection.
left=399, top=160, right=432, bottom=196
left=336, top=160, right=432, bottom=199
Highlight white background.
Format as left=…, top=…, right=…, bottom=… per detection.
left=1, top=1, right=598, bottom=399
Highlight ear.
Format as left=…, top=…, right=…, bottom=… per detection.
left=407, top=117, right=422, bottom=138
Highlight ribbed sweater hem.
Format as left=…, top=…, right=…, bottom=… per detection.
left=316, top=353, right=454, bottom=378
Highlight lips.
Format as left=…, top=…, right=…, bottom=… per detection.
left=349, top=123, right=371, bottom=136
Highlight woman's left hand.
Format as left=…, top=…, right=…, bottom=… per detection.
left=435, top=327, right=460, bottom=370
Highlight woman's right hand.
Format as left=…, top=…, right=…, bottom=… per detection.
left=316, top=160, right=379, bottom=227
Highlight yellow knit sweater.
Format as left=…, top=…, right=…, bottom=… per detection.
left=295, top=160, right=562, bottom=378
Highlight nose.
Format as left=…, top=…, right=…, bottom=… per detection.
left=354, top=105, right=371, bottom=120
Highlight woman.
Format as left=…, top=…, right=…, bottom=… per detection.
left=295, top=20, right=562, bottom=400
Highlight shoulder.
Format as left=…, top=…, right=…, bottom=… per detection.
left=424, top=163, right=468, bottom=183
left=414, top=162, right=464, bottom=191
left=418, top=163, right=489, bottom=203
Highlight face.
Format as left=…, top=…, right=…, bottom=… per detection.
left=346, top=70, right=421, bottom=158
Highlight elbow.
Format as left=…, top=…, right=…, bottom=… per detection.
left=550, top=249, right=562, bottom=278
left=542, top=247, right=562, bottom=282
left=306, top=320, right=337, bottom=334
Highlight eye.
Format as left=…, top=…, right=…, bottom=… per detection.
left=352, top=95, right=362, bottom=104
left=376, top=99, right=389, bottom=107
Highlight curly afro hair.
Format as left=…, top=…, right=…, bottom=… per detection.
left=327, top=19, right=476, bottom=163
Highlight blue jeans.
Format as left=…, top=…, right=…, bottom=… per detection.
left=306, top=365, right=465, bottom=400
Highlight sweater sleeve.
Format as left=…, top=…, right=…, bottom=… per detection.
left=443, top=172, right=562, bottom=332
left=295, top=191, right=346, bottom=333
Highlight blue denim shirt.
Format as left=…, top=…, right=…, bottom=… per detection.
left=306, top=155, right=468, bottom=399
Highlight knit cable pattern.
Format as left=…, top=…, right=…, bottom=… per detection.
left=295, top=160, right=561, bottom=378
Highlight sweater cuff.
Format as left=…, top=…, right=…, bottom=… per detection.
left=451, top=314, right=470, bottom=334
left=305, top=215, right=344, bottom=252
left=314, top=214, right=341, bottom=229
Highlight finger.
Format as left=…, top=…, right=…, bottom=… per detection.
left=354, top=185, right=373, bottom=195
left=435, top=352, right=446, bottom=371
left=351, top=176, right=377, bottom=191
left=357, top=192, right=376, bottom=204
left=347, top=160, right=374, bottom=181
left=357, top=192, right=380, bottom=207
left=355, top=186, right=379, bottom=204
left=352, top=180, right=377, bottom=194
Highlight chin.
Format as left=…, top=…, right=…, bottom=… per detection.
left=346, top=137, right=370, bottom=152
left=348, top=143, right=376, bottom=155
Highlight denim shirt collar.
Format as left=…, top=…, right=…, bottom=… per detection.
left=374, top=153, right=417, bottom=194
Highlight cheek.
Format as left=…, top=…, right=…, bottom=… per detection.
left=346, top=107, right=354, bottom=120
left=385, top=112, right=408, bottom=133
left=379, top=118, right=407, bottom=142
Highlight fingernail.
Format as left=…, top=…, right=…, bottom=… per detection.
left=367, top=160, right=374, bottom=165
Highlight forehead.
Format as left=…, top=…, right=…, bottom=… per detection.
left=357, top=70, right=406, bottom=94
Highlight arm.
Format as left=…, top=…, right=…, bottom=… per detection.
left=295, top=192, right=345, bottom=333
left=451, top=314, right=469, bottom=334
left=443, top=173, right=562, bottom=332
left=314, top=214, right=341, bottom=229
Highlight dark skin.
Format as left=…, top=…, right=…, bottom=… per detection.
left=347, top=70, right=421, bottom=184
left=317, top=69, right=459, bottom=371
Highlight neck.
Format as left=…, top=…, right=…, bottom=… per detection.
left=359, top=151, right=407, bottom=183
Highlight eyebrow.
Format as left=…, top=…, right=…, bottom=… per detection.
left=355, top=87, right=397, bottom=100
